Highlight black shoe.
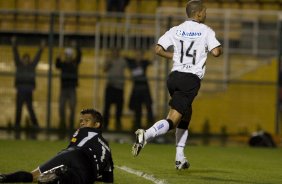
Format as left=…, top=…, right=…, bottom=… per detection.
left=0, top=174, right=6, bottom=182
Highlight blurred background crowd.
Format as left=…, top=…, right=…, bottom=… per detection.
left=0, top=0, right=281, bottom=146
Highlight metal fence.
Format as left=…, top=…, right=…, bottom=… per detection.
left=0, top=8, right=281, bottom=137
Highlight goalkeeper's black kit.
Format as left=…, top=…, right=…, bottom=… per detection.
left=39, top=127, right=114, bottom=184
left=0, top=127, right=114, bottom=184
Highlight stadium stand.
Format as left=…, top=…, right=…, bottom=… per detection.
left=0, top=0, right=281, bottom=36
left=0, top=0, right=281, bottom=139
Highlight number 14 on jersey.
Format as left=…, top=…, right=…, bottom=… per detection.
left=180, top=40, right=196, bottom=64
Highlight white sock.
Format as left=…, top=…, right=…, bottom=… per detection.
left=175, top=128, right=188, bottom=161
left=145, top=119, right=170, bottom=142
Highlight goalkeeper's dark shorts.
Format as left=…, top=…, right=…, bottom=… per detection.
left=39, top=148, right=95, bottom=184
left=167, top=71, right=201, bottom=115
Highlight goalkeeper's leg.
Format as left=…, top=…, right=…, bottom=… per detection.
left=0, top=171, right=33, bottom=183
left=38, top=165, right=67, bottom=184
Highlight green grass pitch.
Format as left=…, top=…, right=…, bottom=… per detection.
left=0, top=140, right=281, bottom=184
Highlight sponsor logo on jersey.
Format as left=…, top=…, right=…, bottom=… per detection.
left=71, top=137, right=77, bottom=143
left=176, top=30, right=201, bottom=38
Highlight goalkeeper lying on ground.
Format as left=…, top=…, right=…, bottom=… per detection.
left=0, top=108, right=114, bottom=184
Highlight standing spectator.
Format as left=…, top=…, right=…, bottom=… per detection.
left=12, top=37, right=45, bottom=139
left=106, top=0, right=130, bottom=12
left=126, top=50, right=154, bottom=131
left=103, top=49, right=127, bottom=131
left=56, top=41, right=82, bottom=137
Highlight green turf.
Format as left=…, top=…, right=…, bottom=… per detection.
left=0, top=140, right=281, bottom=184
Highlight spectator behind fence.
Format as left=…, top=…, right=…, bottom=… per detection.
left=106, top=0, right=130, bottom=12
left=56, top=41, right=82, bottom=137
left=103, top=49, right=127, bottom=131
left=12, top=37, right=45, bottom=139
left=126, top=50, right=154, bottom=131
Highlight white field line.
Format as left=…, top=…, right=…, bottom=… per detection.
left=116, top=165, right=168, bottom=184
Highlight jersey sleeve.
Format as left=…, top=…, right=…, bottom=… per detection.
left=206, top=28, right=221, bottom=51
left=157, top=28, right=174, bottom=50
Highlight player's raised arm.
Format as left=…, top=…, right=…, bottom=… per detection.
left=155, top=44, right=173, bottom=60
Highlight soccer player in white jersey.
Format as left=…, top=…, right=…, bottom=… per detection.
left=132, top=0, right=222, bottom=169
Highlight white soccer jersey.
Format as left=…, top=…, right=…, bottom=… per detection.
left=157, top=20, right=221, bottom=79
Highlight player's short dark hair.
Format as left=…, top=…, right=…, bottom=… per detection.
left=186, top=0, right=204, bottom=18
left=80, top=108, right=103, bottom=128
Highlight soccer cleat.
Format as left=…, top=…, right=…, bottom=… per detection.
left=175, top=158, right=190, bottom=170
left=132, top=129, right=146, bottom=157
left=0, top=174, right=6, bottom=182
left=38, top=165, right=68, bottom=184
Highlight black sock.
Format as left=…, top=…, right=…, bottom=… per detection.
left=4, top=171, right=33, bottom=183
left=166, top=119, right=174, bottom=130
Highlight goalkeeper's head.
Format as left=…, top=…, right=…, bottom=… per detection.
left=79, top=108, right=103, bottom=129
left=186, top=0, right=206, bottom=23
